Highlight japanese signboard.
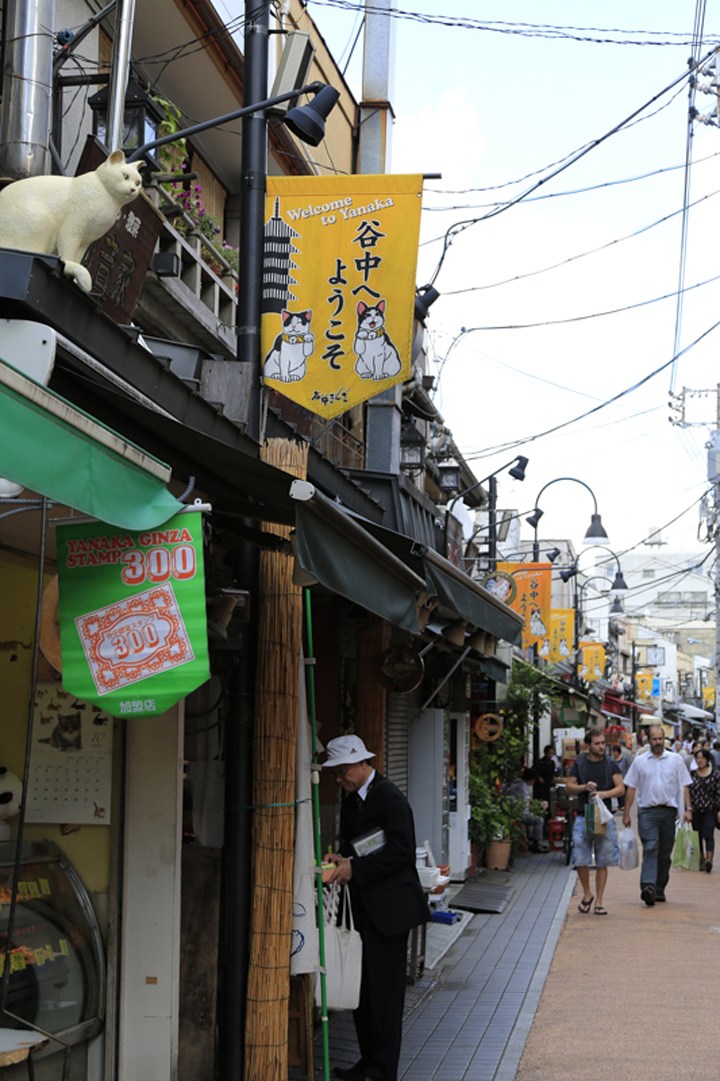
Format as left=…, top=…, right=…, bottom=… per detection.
left=492, top=563, right=552, bottom=650
left=76, top=136, right=164, bottom=323
left=578, top=641, right=606, bottom=682
left=56, top=512, right=209, bottom=718
left=539, top=609, right=575, bottom=663
left=261, top=174, right=423, bottom=418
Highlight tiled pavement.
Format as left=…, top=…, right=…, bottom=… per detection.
left=313, top=849, right=574, bottom=1081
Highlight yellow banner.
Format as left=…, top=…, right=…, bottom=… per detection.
left=578, top=641, right=606, bottom=682
left=635, top=672, right=653, bottom=701
left=261, top=174, right=423, bottom=418
left=495, top=563, right=552, bottom=649
left=538, top=609, right=574, bottom=663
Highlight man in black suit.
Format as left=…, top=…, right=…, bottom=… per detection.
left=323, top=735, right=429, bottom=1081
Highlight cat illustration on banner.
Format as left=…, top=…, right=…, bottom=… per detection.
left=0, top=149, right=143, bottom=294
left=263, top=309, right=315, bottom=382
left=353, top=299, right=402, bottom=380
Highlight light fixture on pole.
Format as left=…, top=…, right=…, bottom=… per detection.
left=414, top=284, right=440, bottom=324
left=126, top=81, right=337, bottom=166
left=127, top=75, right=339, bottom=442
left=437, top=457, right=462, bottom=494
left=447, top=455, right=529, bottom=572
left=399, top=417, right=426, bottom=473
left=527, top=476, right=608, bottom=560
left=560, top=544, right=628, bottom=592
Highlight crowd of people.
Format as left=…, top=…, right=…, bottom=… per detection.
left=519, top=725, right=720, bottom=912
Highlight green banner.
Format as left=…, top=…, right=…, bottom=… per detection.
left=57, top=512, right=209, bottom=718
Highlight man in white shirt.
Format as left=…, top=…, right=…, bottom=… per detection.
left=623, top=725, right=692, bottom=906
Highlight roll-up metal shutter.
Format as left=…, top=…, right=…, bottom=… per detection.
left=385, top=691, right=410, bottom=795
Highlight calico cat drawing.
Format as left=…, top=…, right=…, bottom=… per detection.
left=0, top=150, right=143, bottom=293
left=353, top=299, right=402, bottom=380
left=39, top=712, right=83, bottom=752
left=263, top=309, right=314, bottom=382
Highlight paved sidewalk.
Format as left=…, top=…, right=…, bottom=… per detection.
left=314, top=848, right=575, bottom=1080
left=514, top=841, right=720, bottom=1081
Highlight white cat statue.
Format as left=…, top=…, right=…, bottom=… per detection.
left=0, top=150, right=143, bottom=293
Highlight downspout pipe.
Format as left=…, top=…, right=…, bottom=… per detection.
left=105, top=0, right=136, bottom=153
left=0, top=0, right=54, bottom=178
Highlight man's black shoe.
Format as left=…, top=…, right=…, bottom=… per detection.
left=333, top=1063, right=366, bottom=1080
left=640, top=885, right=655, bottom=906
left=655, top=891, right=666, bottom=902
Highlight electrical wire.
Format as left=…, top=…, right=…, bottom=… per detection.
left=439, top=185, right=720, bottom=297
left=426, top=51, right=718, bottom=288
left=309, top=2, right=720, bottom=47
left=457, top=316, right=720, bottom=463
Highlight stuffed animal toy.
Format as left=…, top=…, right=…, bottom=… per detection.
left=0, top=766, right=23, bottom=841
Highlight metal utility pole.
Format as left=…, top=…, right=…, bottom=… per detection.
left=670, top=383, right=720, bottom=728
left=716, top=386, right=720, bottom=730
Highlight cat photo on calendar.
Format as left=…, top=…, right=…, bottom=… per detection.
left=39, top=711, right=83, bottom=752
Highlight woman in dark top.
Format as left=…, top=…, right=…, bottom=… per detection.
left=689, top=748, right=720, bottom=872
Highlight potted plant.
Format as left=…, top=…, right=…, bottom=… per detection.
left=469, top=778, right=526, bottom=871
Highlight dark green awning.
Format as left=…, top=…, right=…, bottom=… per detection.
left=422, top=549, right=523, bottom=645
left=0, top=359, right=184, bottom=529
left=290, top=480, right=426, bottom=634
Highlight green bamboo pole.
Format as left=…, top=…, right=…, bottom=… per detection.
left=304, top=588, right=331, bottom=1081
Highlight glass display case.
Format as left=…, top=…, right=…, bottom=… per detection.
left=0, top=841, right=104, bottom=1048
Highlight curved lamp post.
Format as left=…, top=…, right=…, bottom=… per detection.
left=526, top=476, right=608, bottom=560
left=448, top=455, right=528, bottom=572
left=560, top=544, right=628, bottom=593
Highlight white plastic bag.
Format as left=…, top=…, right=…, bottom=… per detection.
left=618, top=827, right=639, bottom=870
left=314, top=883, right=363, bottom=1011
left=595, top=795, right=613, bottom=825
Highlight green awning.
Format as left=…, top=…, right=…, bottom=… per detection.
left=422, top=549, right=523, bottom=645
left=0, top=359, right=184, bottom=529
left=290, top=480, right=426, bottom=634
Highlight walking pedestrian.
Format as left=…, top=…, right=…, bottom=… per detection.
left=622, top=724, right=693, bottom=906
left=689, top=747, right=720, bottom=872
left=564, top=728, right=625, bottom=916
left=323, top=735, right=429, bottom=1081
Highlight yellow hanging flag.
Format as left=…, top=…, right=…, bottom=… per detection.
left=261, top=174, right=423, bottom=418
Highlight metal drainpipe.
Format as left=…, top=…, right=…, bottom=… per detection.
left=359, top=0, right=401, bottom=473
left=105, top=0, right=136, bottom=153
left=0, top=0, right=54, bottom=178
left=218, top=539, right=258, bottom=1075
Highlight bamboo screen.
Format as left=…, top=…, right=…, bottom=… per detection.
left=244, top=437, right=308, bottom=1081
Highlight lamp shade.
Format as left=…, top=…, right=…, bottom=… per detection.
left=583, top=512, right=609, bottom=544
left=545, top=547, right=561, bottom=563
left=610, top=595, right=624, bottom=614
left=438, top=458, right=461, bottom=493
left=610, top=570, right=628, bottom=591
left=400, top=418, right=425, bottom=472
left=284, top=84, right=340, bottom=146
left=508, top=455, right=528, bottom=481
left=526, top=508, right=543, bottom=529
left=559, top=567, right=576, bottom=583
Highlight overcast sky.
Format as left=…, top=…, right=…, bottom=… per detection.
left=300, top=0, right=720, bottom=583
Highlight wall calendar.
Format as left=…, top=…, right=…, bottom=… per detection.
left=25, top=683, right=112, bottom=825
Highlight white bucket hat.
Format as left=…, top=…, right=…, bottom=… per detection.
left=322, top=734, right=376, bottom=768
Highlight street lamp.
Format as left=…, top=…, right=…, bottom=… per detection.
left=573, top=574, right=615, bottom=685
left=527, top=476, right=608, bottom=560
left=128, top=76, right=340, bottom=441
left=447, top=455, right=529, bottom=571
left=559, top=544, right=628, bottom=593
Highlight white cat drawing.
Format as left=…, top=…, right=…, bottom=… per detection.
left=0, top=150, right=144, bottom=293
left=353, top=299, right=402, bottom=380
left=263, top=309, right=314, bottom=382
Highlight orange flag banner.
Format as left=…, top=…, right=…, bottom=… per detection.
left=493, top=563, right=552, bottom=649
